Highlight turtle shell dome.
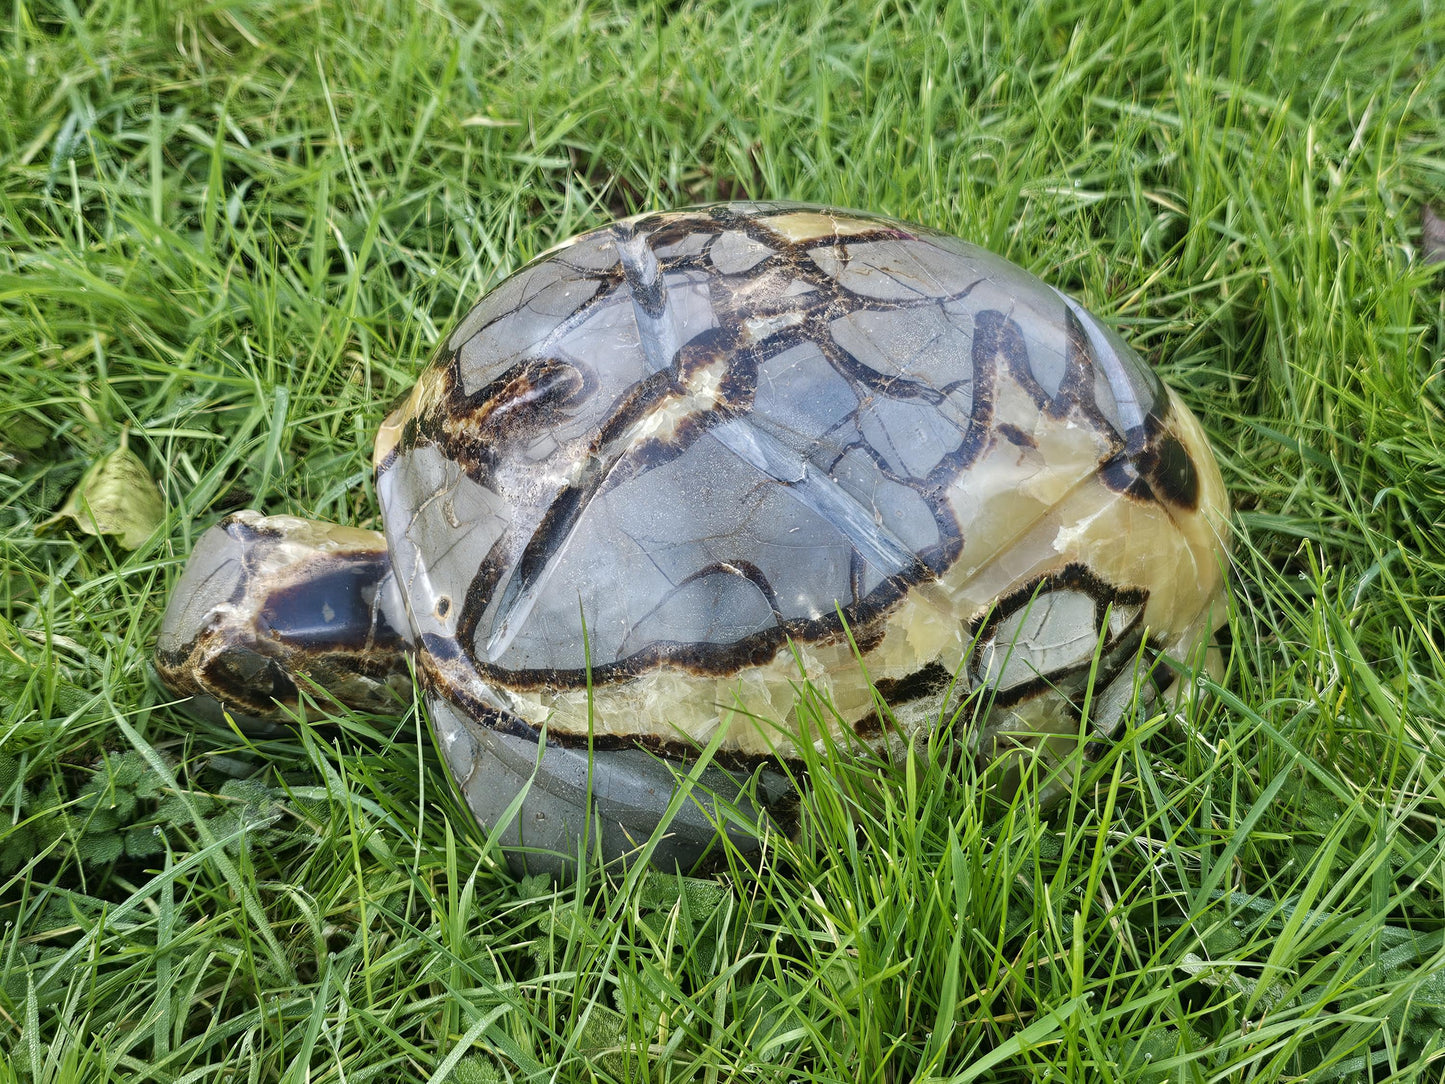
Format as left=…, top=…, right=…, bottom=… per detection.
left=373, top=202, right=1228, bottom=768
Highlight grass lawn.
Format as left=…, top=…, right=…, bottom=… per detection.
left=4, top=0, right=1445, bottom=1079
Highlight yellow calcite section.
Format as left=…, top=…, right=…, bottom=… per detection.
left=374, top=367, right=449, bottom=470
left=761, top=211, right=886, bottom=243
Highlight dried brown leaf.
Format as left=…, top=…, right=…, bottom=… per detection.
left=43, top=434, right=165, bottom=549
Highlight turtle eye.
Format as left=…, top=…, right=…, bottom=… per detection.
left=258, top=561, right=391, bottom=650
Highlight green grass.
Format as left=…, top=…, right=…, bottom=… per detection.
left=4, top=0, right=1445, bottom=1079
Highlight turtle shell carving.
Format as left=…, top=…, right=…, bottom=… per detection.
left=376, top=203, right=1226, bottom=754
left=159, top=202, right=1229, bottom=872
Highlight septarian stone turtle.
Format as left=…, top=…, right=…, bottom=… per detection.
left=157, top=202, right=1229, bottom=874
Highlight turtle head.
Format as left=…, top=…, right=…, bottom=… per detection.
left=156, top=511, right=413, bottom=729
